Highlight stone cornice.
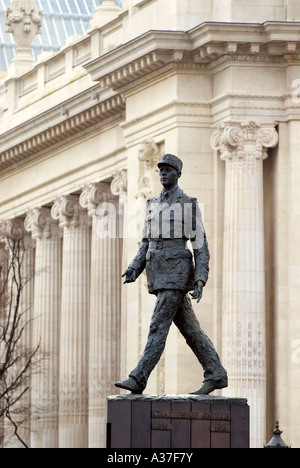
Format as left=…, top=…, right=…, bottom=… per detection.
left=0, top=92, right=125, bottom=169
left=84, top=22, right=300, bottom=92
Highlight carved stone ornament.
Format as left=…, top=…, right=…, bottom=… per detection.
left=24, top=207, right=61, bottom=240
left=211, top=121, right=279, bottom=162
left=0, top=218, right=24, bottom=241
left=6, top=1, right=43, bottom=46
left=111, top=169, right=128, bottom=203
left=138, top=139, right=160, bottom=171
left=51, top=195, right=81, bottom=228
left=6, top=0, right=43, bottom=75
left=79, top=182, right=114, bottom=217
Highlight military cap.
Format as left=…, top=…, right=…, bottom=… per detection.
left=157, top=154, right=183, bottom=173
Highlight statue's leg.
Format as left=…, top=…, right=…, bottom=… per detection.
left=173, top=294, right=228, bottom=394
left=128, top=289, right=185, bottom=391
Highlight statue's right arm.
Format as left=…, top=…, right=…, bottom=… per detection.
left=127, top=239, right=149, bottom=278
left=124, top=200, right=150, bottom=280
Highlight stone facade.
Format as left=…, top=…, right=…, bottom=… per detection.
left=0, top=0, right=299, bottom=448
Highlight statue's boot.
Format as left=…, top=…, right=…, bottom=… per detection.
left=190, top=375, right=228, bottom=395
left=115, top=376, right=144, bottom=394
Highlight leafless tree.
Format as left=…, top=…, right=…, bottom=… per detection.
left=0, top=232, right=39, bottom=448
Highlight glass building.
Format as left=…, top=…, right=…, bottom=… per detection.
left=0, top=0, right=123, bottom=72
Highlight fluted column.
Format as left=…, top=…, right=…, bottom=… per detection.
left=51, top=195, right=91, bottom=448
left=80, top=183, right=121, bottom=448
left=111, top=169, right=128, bottom=383
left=211, top=121, right=278, bottom=448
left=24, top=208, right=62, bottom=448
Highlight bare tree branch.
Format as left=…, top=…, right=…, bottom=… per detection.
left=0, top=235, right=44, bottom=448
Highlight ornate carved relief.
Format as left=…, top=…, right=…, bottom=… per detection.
left=111, top=169, right=128, bottom=204
left=24, top=207, right=61, bottom=240
left=0, top=217, right=24, bottom=241
left=79, top=183, right=113, bottom=218
left=5, top=1, right=43, bottom=75
left=51, top=195, right=89, bottom=229
left=211, top=121, right=278, bottom=172
left=6, top=1, right=43, bottom=40
left=136, top=139, right=163, bottom=200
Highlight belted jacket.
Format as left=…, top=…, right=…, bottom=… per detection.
left=129, top=185, right=210, bottom=295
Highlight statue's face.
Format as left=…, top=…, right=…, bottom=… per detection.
left=159, top=164, right=181, bottom=189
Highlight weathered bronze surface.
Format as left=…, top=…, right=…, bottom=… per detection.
left=115, top=154, right=228, bottom=395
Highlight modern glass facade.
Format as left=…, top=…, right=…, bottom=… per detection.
left=0, top=0, right=123, bottom=72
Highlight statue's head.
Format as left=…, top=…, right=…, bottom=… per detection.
left=157, top=154, right=183, bottom=189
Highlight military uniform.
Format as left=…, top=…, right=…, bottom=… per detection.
left=116, top=154, right=227, bottom=394
left=129, top=184, right=209, bottom=295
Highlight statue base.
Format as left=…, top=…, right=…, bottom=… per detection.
left=106, top=394, right=249, bottom=449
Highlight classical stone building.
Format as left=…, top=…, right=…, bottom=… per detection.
left=0, top=0, right=299, bottom=448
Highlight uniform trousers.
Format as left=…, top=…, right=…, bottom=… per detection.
left=129, top=290, right=226, bottom=390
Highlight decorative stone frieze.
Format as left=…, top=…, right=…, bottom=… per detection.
left=0, top=94, right=125, bottom=170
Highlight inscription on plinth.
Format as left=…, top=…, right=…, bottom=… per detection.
left=107, top=395, right=249, bottom=449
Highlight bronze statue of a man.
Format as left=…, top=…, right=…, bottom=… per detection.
left=116, top=154, right=228, bottom=395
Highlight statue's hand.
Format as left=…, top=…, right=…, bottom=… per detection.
left=122, top=268, right=137, bottom=284
left=189, top=280, right=204, bottom=303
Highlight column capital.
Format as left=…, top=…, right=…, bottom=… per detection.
left=51, top=195, right=88, bottom=228
left=211, top=121, right=278, bottom=162
left=24, top=207, right=61, bottom=240
left=0, top=217, right=25, bottom=241
left=80, top=182, right=117, bottom=217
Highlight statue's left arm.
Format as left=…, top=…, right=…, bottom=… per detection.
left=189, top=199, right=210, bottom=302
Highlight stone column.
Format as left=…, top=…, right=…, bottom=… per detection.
left=211, top=121, right=278, bottom=448
left=24, top=208, right=62, bottom=448
left=79, top=183, right=121, bottom=448
left=51, top=195, right=91, bottom=449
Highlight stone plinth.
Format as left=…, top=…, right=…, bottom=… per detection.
left=107, top=395, right=249, bottom=449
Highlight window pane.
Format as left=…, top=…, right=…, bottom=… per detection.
left=68, top=0, right=79, bottom=14
left=0, top=47, right=6, bottom=71
left=50, top=0, right=61, bottom=14
left=76, top=0, right=88, bottom=15
left=55, top=17, right=68, bottom=43
left=59, top=0, right=70, bottom=14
